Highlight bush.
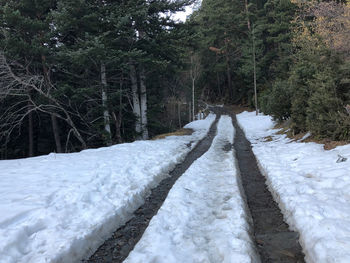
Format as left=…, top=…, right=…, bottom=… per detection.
left=259, top=79, right=292, bottom=122
left=306, top=71, right=349, bottom=140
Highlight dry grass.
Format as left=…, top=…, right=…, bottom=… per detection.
left=152, top=128, right=194, bottom=140
left=226, top=104, right=254, bottom=114
left=305, top=138, right=348, bottom=150
left=273, top=120, right=349, bottom=150
left=263, top=136, right=274, bottom=142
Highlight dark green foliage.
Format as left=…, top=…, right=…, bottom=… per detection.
left=0, top=0, right=195, bottom=158
left=259, top=79, right=291, bottom=122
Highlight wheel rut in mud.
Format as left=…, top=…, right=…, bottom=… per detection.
left=84, top=112, right=220, bottom=263
left=231, top=113, right=305, bottom=263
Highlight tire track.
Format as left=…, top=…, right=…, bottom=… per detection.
left=84, top=111, right=220, bottom=263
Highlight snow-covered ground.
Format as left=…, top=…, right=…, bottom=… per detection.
left=124, top=116, right=259, bottom=263
left=0, top=114, right=216, bottom=263
left=237, top=111, right=350, bottom=263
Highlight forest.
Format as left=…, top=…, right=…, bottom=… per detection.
left=0, top=0, right=349, bottom=159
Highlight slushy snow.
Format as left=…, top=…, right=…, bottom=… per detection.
left=237, top=111, right=350, bottom=263
left=0, top=114, right=216, bottom=263
left=124, top=115, right=259, bottom=263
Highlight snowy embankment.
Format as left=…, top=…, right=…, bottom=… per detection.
left=0, top=114, right=215, bottom=263
left=237, top=111, right=350, bottom=263
left=124, top=115, right=259, bottom=263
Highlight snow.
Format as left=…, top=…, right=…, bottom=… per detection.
left=237, top=111, right=350, bottom=263
left=124, top=115, right=259, bottom=263
left=0, top=114, right=216, bottom=263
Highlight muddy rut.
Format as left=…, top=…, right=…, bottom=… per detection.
left=231, top=112, right=305, bottom=263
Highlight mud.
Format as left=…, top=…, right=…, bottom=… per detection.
left=231, top=113, right=305, bottom=263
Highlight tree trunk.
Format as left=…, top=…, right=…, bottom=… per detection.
left=41, top=54, right=63, bottom=153
left=224, top=39, right=233, bottom=100
left=113, top=112, right=122, bottom=143
left=252, top=29, right=258, bottom=115
left=192, top=78, right=195, bottom=120
left=28, top=103, right=34, bottom=157
left=51, top=114, right=62, bottom=153
left=178, top=102, right=182, bottom=128
left=130, top=63, right=142, bottom=138
left=139, top=67, right=149, bottom=140
left=113, top=75, right=123, bottom=144
left=101, top=62, right=112, bottom=145
left=244, top=0, right=258, bottom=115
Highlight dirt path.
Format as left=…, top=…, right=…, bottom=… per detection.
left=84, top=112, right=220, bottom=263
left=231, top=112, right=305, bottom=262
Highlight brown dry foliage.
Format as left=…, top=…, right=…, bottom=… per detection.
left=152, top=128, right=194, bottom=140
left=294, top=1, right=350, bottom=57
left=311, top=1, right=350, bottom=55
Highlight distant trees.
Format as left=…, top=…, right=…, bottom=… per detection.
left=191, top=0, right=349, bottom=141
left=0, top=0, right=195, bottom=159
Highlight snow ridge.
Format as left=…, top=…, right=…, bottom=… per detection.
left=0, top=114, right=216, bottom=263
left=124, top=115, right=259, bottom=263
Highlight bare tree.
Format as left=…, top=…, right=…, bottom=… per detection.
left=0, top=52, right=87, bottom=150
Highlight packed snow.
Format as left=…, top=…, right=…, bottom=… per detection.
left=0, top=114, right=216, bottom=263
left=237, top=111, right=350, bottom=263
left=124, top=115, right=259, bottom=263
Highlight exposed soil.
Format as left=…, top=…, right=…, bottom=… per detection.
left=84, top=111, right=220, bottom=263
left=230, top=112, right=305, bottom=263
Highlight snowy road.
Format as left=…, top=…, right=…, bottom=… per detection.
left=6, top=108, right=342, bottom=263
left=124, top=116, right=259, bottom=263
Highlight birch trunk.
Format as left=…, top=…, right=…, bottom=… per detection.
left=139, top=67, right=149, bottom=140
left=130, top=64, right=142, bottom=137
left=101, top=62, right=112, bottom=145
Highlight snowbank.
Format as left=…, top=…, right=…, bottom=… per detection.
left=124, top=115, right=259, bottom=263
left=0, top=114, right=216, bottom=263
left=237, top=111, right=350, bottom=263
